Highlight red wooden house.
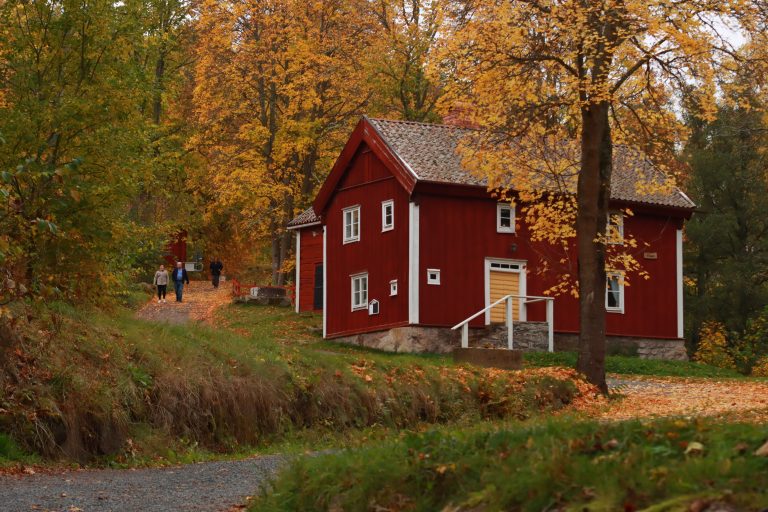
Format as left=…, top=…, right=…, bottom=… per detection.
left=289, top=117, right=695, bottom=359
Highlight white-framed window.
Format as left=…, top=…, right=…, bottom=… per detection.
left=381, top=200, right=394, bottom=232
left=497, top=203, right=515, bottom=233
left=427, top=269, right=441, bottom=285
left=368, top=299, right=380, bottom=315
left=606, top=272, right=624, bottom=313
left=607, top=211, right=624, bottom=245
left=351, top=272, right=368, bottom=310
left=390, top=279, right=398, bottom=296
left=343, top=206, right=360, bottom=244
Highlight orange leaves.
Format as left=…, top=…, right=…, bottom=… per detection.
left=598, top=375, right=768, bottom=421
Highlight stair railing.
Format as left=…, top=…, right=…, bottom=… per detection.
left=451, top=295, right=554, bottom=352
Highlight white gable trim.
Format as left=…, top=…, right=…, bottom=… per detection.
left=322, top=225, right=327, bottom=339
left=408, top=202, right=420, bottom=324
left=676, top=228, right=684, bottom=339
left=295, top=231, right=300, bottom=313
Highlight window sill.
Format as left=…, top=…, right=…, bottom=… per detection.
left=343, top=238, right=360, bottom=245
left=606, top=308, right=624, bottom=314
left=381, top=226, right=394, bottom=232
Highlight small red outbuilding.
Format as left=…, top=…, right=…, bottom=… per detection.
left=289, top=117, right=695, bottom=358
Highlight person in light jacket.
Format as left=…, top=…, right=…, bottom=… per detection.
left=153, top=264, right=169, bottom=303
left=171, top=261, right=190, bottom=302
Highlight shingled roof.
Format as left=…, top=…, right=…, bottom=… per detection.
left=367, top=118, right=695, bottom=210
left=287, top=207, right=320, bottom=229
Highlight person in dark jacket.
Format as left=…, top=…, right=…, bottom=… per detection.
left=209, top=258, right=224, bottom=288
left=171, top=261, right=190, bottom=302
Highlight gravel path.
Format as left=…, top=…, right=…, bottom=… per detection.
left=136, top=281, right=231, bottom=325
left=0, top=455, right=285, bottom=512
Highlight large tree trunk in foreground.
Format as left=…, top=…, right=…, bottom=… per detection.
left=576, top=102, right=613, bottom=393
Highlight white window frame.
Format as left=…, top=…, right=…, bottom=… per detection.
left=427, top=269, right=441, bottom=285
left=381, top=200, right=394, bottom=232
left=350, top=272, right=368, bottom=311
left=497, top=203, right=515, bottom=233
left=368, top=299, right=380, bottom=315
left=607, top=211, right=624, bottom=245
left=605, top=272, right=625, bottom=314
left=390, top=279, right=398, bottom=296
left=343, top=205, right=360, bottom=244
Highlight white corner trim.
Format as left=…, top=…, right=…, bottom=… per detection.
left=295, top=231, right=300, bottom=313
left=676, top=229, right=684, bottom=339
left=322, top=226, right=327, bottom=339
left=408, top=202, right=420, bottom=324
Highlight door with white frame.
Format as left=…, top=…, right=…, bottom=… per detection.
left=484, top=258, right=527, bottom=325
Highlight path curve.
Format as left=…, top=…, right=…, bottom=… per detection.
left=604, top=375, right=768, bottom=420
left=136, top=281, right=231, bottom=324
left=0, top=455, right=284, bottom=512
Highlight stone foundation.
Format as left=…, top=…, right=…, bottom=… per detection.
left=553, top=333, right=688, bottom=361
left=333, top=326, right=460, bottom=354
left=332, top=324, right=688, bottom=361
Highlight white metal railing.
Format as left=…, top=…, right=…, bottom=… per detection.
left=451, top=294, right=554, bottom=352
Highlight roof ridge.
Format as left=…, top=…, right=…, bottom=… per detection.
left=368, top=117, right=473, bottom=130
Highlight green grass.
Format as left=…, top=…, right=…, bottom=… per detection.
left=251, top=418, right=768, bottom=511
left=0, top=300, right=591, bottom=465
left=524, top=351, right=744, bottom=378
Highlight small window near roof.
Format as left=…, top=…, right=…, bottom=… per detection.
left=390, top=279, right=398, bottom=296
left=382, top=200, right=394, bottom=232
left=427, top=269, right=441, bottom=285
left=497, top=203, right=515, bottom=233
left=607, top=211, right=624, bottom=245
left=606, top=273, right=624, bottom=313
left=343, top=206, right=360, bottom=244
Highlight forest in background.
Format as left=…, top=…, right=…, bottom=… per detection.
left=1, top=0, right=767, bottom=364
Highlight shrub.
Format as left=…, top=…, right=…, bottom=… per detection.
left=694, top=321, right=735, bottom=369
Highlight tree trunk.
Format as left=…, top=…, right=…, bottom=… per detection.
left=575, top=101, right=612, bottom=393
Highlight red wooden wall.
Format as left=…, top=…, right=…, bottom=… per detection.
left=416, top=192, right=683, bottom=339
left=298, top=226, right=324, bottom=312
left=165, top=231, right=187, bottom=265
left=324, top=144, right=411, bottom=338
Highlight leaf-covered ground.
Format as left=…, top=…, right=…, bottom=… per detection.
left=599, top=375, right=768, bottom=422
left=136, top=281, right=231, bottom=324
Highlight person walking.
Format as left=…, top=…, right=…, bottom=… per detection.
left=209, top=257, right=224, bottom=288
left=171, top=261, right=190, bottom=302
left=153, top=264, right=169, bottom=303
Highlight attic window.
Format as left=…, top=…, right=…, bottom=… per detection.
left=607, top=211, right=624, bottom=245
left=343, top=205, right=360, bottom=244
left=427, top=269, right=441, bottom=285
left=390, top=279, right=398, bottom=296
left=382, top=200, right=394, bottom=231
left=497, top=203, right=515, bottom=233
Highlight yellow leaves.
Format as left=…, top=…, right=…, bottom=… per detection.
left=694, top=322, right=736, bottom=370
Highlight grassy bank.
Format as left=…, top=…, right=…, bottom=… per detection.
left=252, top=418, right=768, bottom=511
left=0, top=300, right=598, bottom=465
